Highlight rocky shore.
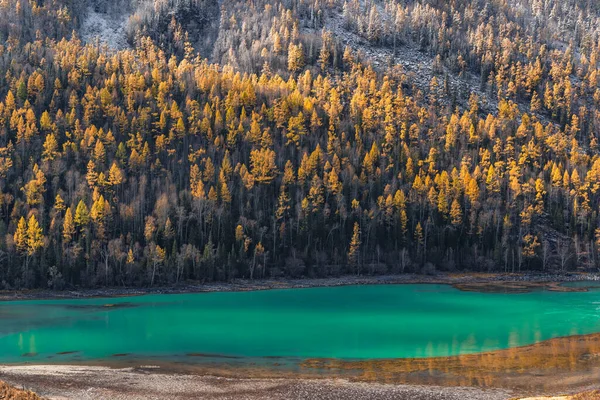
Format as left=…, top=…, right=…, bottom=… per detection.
left=1, top=367, right=598, bottom=400
left=0, top=365, right=513, bottom=400
left=1, top=272, right=599, bottom=301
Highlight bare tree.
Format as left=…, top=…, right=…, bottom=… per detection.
left=541, top=239, right=551, bottom=271
left=556, top=239, right=572, bottom=272
left=399, top=248, right=409, bottom=273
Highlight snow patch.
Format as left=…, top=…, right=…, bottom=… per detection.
left=81, top=7, right=130, bottom=51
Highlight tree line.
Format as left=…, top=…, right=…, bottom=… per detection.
left=0, top=0, right=598, bottom=289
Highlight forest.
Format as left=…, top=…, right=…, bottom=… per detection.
left=0, top=0, right=599, bottom=289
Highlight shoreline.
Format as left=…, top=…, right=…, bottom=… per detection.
left=1, top=271, right=599, bottom=301
left=2, top=273, right=600, bottom=399
left=2, top=330, right=599, bottom=395
left=0, top=365, right=598, bottom=400
left=0, top=365, right=514, bottom=400
left=301, top=332, right=600, bottom=394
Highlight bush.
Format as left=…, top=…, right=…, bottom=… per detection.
left=421, top=262, right=437, bottom=275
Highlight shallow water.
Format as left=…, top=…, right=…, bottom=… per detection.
left=0, top=284, right=599, bottom=363
left=560, top=280, right=600, bottom=289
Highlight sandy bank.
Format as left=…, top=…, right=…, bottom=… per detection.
left=0, top=365, right=512, bottom=400
left=1, top=272, right=599, bottom=301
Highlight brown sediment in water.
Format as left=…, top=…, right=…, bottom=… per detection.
left=451, top=281, right=589, bottom=293
left=61, top=302, right=138, bottom=311
left=519, top=391, right=600, bottom=400
left=570, top=391, right=600, bottom=399
left=186, top=352, right=242, bottom=359
left=300, top=333, right=600, bottom=393
left=18, top=332, right=597, bottom=396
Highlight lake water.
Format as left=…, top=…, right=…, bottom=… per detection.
left=0, top=284, right=599, bottom=364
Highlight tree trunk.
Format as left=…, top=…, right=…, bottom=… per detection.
left=151, top=261, right=157, bottom=286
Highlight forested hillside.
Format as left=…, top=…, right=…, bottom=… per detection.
left=0, top=0, right=599, bottom=289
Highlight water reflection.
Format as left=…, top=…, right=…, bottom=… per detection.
left=0, top=283, right=599, bottom=394
left=301, top=332, right=600, bottom=392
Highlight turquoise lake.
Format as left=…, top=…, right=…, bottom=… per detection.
left=0, top=284, right=599, bottom=363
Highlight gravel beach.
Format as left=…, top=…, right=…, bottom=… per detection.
left=0, top=365, right=513, bottom=400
